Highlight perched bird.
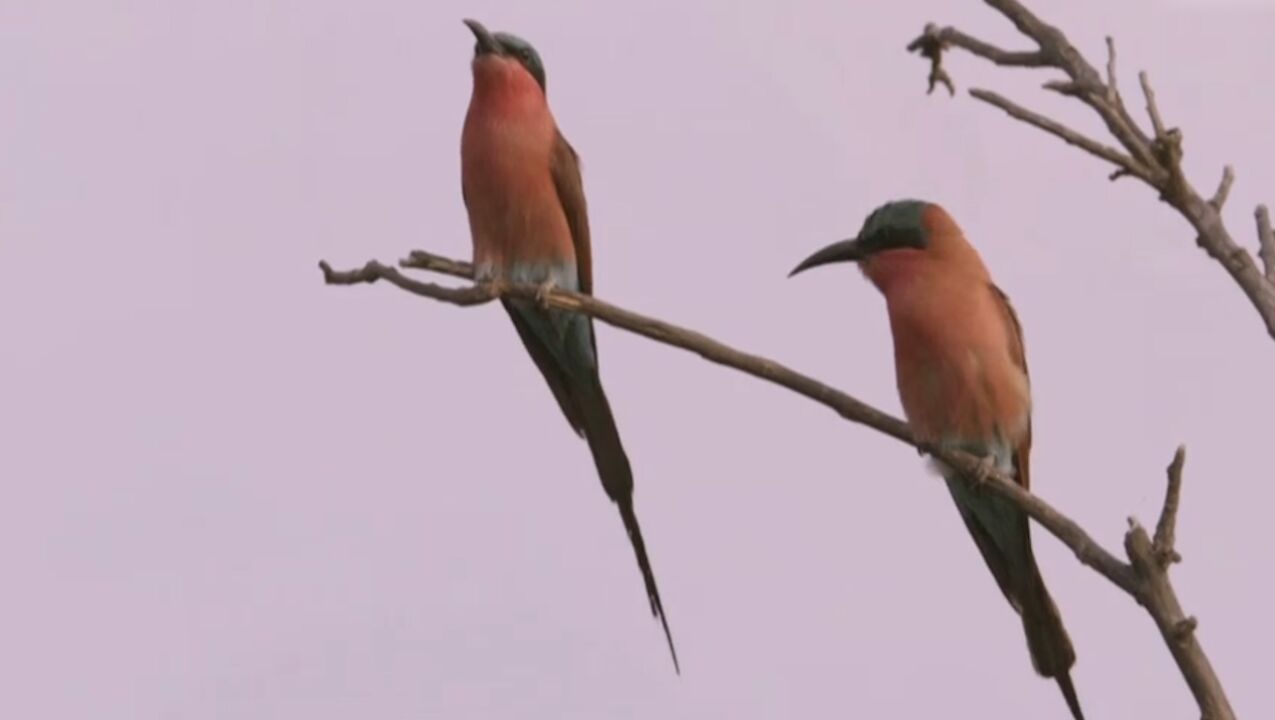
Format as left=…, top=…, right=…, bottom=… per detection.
left=789, top=200, right=1083, bottom=719
left=458, top=19, right=678, bottom=672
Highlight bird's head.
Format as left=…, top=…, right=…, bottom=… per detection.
left=789, top=200, right=980, bottom=293
left=463, top=18, right=548, bottom=95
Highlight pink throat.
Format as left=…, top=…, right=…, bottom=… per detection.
left=861, top=249, right=928, bottom=296
left=469, top=57, right=546, bottom=115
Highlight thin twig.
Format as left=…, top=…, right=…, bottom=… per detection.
left=1139, top=70, right=1168, bottom=138
left=1104, top=36, right=1120, bottom=102
left=318, top=260, right=497, bottom=306
left=1102, top=39, right=1163, bottom=171
left=402, top=250, right=473, bottom=279
left=1153, top=446, right=1186, bottom=566
left=1210, top=166, right=1235, bottom=211
left=968, top=88, right=1151, bottom=180
left=1136, top=70, right=1189, bottom=198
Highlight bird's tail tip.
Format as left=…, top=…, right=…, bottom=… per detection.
left=1055, top=671, right=1085, bottom=720
left=661, top=614, right=681, bottom=676
left=616, top=502, right=681, bottom=676
left=1021, top=586, right=1082, bottom=718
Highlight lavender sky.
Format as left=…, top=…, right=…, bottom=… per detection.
left=2, top=1, right=1273, bottom=717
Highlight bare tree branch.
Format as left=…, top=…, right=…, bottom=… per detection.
left=908, top=0, right=1275, bottom=341
left=318, top=251, right=1235, bottom=713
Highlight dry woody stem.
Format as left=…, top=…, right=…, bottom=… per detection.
left=319, top=250, right=1221, bottom=715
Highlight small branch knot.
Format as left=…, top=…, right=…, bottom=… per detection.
left=1152, top=128, right=1184, bottom=166
left=1173, top=616, right=1199, bottom=641
left=1155, top=547, right=1183, bottom=566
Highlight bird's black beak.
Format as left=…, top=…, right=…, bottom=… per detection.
left=463, top=18, right=502, bottom=55
left=788, top=238, right=867, bottom=277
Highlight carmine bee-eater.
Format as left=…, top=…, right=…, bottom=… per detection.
left=789, top=200, right=1083, bottom=719
left=458, top=19, right=678, bottom=672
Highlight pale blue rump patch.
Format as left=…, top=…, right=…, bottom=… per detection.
left=492, top=260, right=597, bottom=375
left=937, top=438, right=1033, bottom=582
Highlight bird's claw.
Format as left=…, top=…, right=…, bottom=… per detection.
left=482, top=278, right=507, bottom=298
left=535, top=278, right=558, bottom=310
left=971, top=455, right=997, bottom=487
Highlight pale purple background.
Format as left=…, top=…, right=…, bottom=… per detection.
left=2, top=0, right=1272, bottom=717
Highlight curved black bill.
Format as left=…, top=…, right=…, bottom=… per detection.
left=788, top=238, right=866, bottom=277
left=463, top=18, right=502, bottom=55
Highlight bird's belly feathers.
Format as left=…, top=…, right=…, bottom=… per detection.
left=888, top=290, right=1030, bottom=446
left=461, top=118, right=576, bottom=287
